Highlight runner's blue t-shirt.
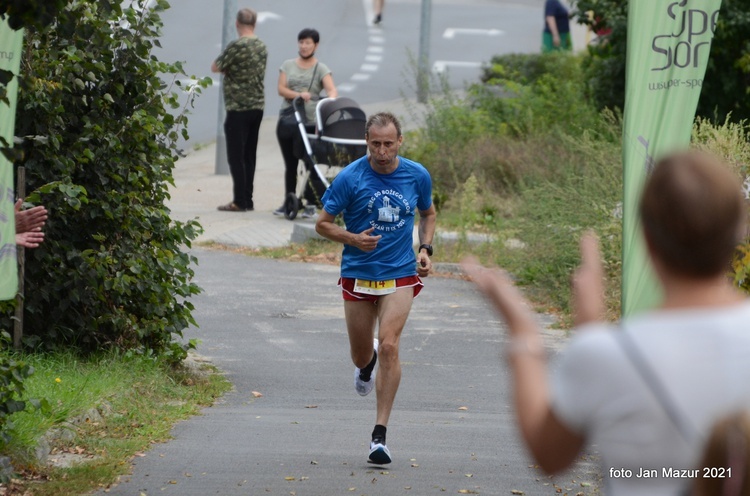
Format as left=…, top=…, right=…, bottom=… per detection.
left=321, top=155, right=433, bottom=280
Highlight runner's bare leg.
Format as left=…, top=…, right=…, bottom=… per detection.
left=345, top=300, right=378, bottom=369
left=374, top=287, right=413, bottom=426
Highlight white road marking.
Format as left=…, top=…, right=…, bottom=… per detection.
left=338, top=83, right=357, bottom=93
left=432, top=61, right=483, bottom=73
left=443, top=28, right=504, bottom=39
left=257, top=11, right=282, bottom=24
left=339, top=0, right=383, bottom=92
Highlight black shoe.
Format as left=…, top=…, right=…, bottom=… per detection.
left=373, top=14, right=382, bottom=25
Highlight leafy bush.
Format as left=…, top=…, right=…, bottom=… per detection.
left=478, top=52, right=600, bottom=137
left=481, top=51, right=584, bottom=87
left=0, top=333, right=47, bottom=471
left=690, top=118, right=750, bottom=296
left=570, top=0, right=750, bottom=121
left=692, top=117, right=750, bottom=179
left=568, top=0, right=628, bottom=112
left=0, top=0, right=207, bottom=359
left=0, top=0, right=70, bottom=30
left=405, top=53, right=602, bottom=213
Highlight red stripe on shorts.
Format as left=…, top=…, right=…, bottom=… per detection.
left=339, top=276, right=423, bottom=302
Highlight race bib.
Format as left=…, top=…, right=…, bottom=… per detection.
left=354, top=278, right=397, bottom=295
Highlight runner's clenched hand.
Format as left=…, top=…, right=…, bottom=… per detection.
left=353, top=226, right=382, bottom=252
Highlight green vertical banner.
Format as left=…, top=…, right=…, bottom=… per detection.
left=622, top=0, right=721, bottom=316
left=0, top=20, right=23, bottom=301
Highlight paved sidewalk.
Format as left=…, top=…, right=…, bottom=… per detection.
left=168, top=98, right=424, bottom=249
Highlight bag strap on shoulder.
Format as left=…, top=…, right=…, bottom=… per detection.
left=616, top=328, right=698, bottom=443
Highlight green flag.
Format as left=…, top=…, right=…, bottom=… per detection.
left=622, top=0, right=722, bottom=316
left=0, top=20, right=23, bottom=301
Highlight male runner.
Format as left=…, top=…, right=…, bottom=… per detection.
left=316, top=112, right=437, bottom=464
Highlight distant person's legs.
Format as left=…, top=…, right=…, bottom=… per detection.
left=301, top=155, right=326, bottom=210
left=221, top=110, right=253, bottom=211
left=275, top=119, right=300, bottom=215
left=241, top=109, right=263, bottom=210
left=373, top=0, right=384, bottom=24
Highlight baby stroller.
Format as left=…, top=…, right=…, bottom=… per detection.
left=283, top=96, right=368, bottom=220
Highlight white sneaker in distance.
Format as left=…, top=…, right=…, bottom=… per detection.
left=354, top=338, right=378, bottom=396
left=301, top=205, right=317, bottom=219
left=368, top=440, right=392, bottom=464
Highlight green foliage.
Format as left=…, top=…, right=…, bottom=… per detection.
left=404, top=51, right=624, bottom=317
left=699, top=1, right=750, bottom=121
left=0, top=0, right=208, bottom=358
left=405, top=53, right=602, bottom=211
left=569, top=0, right=628, bottom=112
left=569, top=0, right=750, bottom=121
left=481, top=51, right=583, bottom=86
left=2, top=350, right=231, bottom=493
left=690, top=118, right=750, bottom=297
left=0, top=333, right=48, bottom=470
left=477, top=52, right=601, bottom=137
left=0, top=0, right=72, bottom=30
left=409, top=44, right=750, bottom=320
left=692, top=116, right=750, bottom=178
left=505, top=119, right=623, bottom=314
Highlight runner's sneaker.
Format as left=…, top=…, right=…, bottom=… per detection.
left=272, top=205, right=285, bottom=216
left=354, top=338, right=378, bottom=396
left=368, top=438, right=392, bottom=464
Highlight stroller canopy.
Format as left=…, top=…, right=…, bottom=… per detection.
left=317, top=98, right=367, bottom=141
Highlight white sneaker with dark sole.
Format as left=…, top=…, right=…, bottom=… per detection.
left=354, top=338, right=378, bottom=396
left=368, top=441, right=392, bottom=464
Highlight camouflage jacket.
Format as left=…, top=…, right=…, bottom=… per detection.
left=215, top=36, right=267, bottom=111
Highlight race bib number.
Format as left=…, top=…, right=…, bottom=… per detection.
left=354, top=278, right=397, bottom=295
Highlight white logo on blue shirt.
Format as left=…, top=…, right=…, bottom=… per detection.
left=378, top=196, right=400, bottom=223
left=366, top=190, right=412, bottom=233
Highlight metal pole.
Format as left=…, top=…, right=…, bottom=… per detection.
left=214, top=0, right=238, bottom=175
left=417, top=0, right=432, bottom=103
left=13, top=167, right=25, bottom=350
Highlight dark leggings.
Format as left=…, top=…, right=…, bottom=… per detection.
left=275, top=119, right=326, bottom=207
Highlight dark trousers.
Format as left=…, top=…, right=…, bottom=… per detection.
left=225, top=109, right=263, bottom=210
left=275, top=118, right=326, bottom=208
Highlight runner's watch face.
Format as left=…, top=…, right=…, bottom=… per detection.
left=419, top=244, right=433, bottom=256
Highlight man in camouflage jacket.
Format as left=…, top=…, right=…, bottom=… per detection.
left=212, top=8, right=268, bottom=212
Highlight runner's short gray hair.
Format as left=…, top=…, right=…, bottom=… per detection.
left=366, top=112, right=402, bottom=138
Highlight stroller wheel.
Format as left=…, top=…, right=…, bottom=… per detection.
left=284, top=193, right=301, bottom=220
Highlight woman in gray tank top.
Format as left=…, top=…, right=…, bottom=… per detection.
left=273, top=28, right=338, bottom=218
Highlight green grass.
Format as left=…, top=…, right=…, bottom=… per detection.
left=1, top=351, right=231, bottom=495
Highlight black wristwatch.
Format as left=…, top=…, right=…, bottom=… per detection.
left=418, top=244, right=433, bottom=256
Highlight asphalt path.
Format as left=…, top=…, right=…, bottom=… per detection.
left=100, top=249, right=600, bottom=495
left=155, top=0, right=544, bottom=148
